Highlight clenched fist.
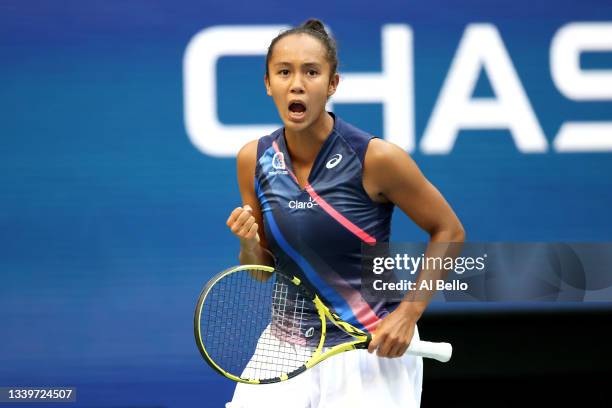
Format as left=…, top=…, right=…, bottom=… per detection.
left=226, top=205, right=260, bottom=246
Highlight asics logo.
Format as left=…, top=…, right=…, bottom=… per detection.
left=305, top=327, right=314, bottom=338
left=326, top=154, right=343, bottom=169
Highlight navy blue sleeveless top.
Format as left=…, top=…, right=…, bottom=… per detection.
left=255, top=112, right=397, bottom=345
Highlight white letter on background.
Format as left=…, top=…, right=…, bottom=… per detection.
left=421, top=24, right=548, bottom=154
left=551, top=22, right=612, bottom=152
left=330, top=25, right=414, bottom=152
left=184, top=25, right=288, bottom=157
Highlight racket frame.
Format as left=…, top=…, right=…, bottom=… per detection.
left=194, top=264, right=372, bottom=384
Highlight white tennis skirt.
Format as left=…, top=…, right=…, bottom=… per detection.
left=226, top=324, right=423, bottom=408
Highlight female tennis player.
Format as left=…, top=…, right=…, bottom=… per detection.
left=225, top=18, right=464, bottom=408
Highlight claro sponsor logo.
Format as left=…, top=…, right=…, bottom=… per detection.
left=288, top=196, right=319, bottom=210
left=184, top=23, right=612, bottom=157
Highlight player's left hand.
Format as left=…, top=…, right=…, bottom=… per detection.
left=367, top=304, right=419, bottom=358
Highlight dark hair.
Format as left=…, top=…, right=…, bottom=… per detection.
left=265, top=18, right=338, bottom=79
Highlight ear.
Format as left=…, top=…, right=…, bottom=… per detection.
left=327, top=72, right=340, bottom=98
left=264, top=74, right=272, bottom=96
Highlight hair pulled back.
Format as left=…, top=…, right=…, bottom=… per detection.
left=265, top=18, right=338, bottom=78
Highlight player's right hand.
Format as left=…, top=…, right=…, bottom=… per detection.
left=226, top=205, right=260, bottom=247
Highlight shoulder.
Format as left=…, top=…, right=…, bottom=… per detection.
left=237, top=139, right=259, bottom=164
left=236, top=139, right=259, bottom=173
left=364, top=138, right=413, bottom=171
left=361, top=138, right=413, bottom=203
left=236, top=137, right=269, bottom=191
left=363, top=138, right=425, bottom=199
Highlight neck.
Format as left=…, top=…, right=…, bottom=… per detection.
left=284, top=111, right=334, bottom=165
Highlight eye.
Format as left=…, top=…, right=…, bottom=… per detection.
left=278, top=69, right=290, bottom=76
left=307, top=69, right=319, bottom=76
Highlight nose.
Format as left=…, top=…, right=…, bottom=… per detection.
left=290, top=73, right=305, bottom=94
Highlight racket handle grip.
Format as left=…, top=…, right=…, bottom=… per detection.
left=406, top=340, right=452, bottom=362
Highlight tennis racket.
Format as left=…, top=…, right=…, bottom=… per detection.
left=194, top=264, right=452, bottom=384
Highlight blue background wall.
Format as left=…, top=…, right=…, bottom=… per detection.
left=1, top=1, right=611, bottom=406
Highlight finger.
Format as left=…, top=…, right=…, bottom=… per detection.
left=243, top=204, right=253, bottom=213
left=226, top=207, right=243, bottom=226
left=388, top=337, right=405, bottom=358
left=235, top=208, right=253, bottom=226
left=237, top=217, right=256, bottom=237
left=245, top=223, right=259, bottom=241
left=389, top=343, right=406, bottom=358
left=367, top=334, right=380, bottom=354
left=377, top=336, right=395, bottom=358
left=398, top=339, right=411, bottom=357
left=231, top=211, right=252, bottom=233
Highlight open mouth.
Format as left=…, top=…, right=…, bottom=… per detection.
left=288, top=102, right=307, bottom=121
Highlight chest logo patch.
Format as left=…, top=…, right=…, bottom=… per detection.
left=272, top=152, right=286, bottom=170
left=326, top=153, right=343, bottom=169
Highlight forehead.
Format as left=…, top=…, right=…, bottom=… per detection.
left=270, top=33, right=328, bottom=65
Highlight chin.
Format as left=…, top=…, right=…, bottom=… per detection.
left=284, top=117, right=310, bottom=131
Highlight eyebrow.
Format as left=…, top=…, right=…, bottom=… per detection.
left=273, top=62, right=323, bottom=68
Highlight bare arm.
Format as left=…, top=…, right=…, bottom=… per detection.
left=363, top=138, right=465, bottom=357
left=363, top=138, right=464, bottom=242
left=225, top=139, right=274, bottom=267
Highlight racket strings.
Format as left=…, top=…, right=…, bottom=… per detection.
left=271, top=283, right=310, bottom=345
left=200, top=269, right=321, bottom=381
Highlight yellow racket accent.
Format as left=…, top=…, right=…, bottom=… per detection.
left=195, top=264, right=451, bottom=384
left=194, top=264, right=371, bottom=383
left=195, top=265, right=275, bottom=384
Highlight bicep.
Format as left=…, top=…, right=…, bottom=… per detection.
left=388, top=168, right=456, bottom=235
left=366, top=140, right=461, bottom=236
